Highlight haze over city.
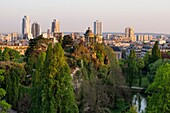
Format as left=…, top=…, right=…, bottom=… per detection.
left=0, top=0, right=170, bottom=34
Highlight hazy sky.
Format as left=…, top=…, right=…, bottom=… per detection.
left=1, top=0, right=170, bottom=34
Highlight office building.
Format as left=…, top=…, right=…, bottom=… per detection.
left=22, top=15, right=32, bottom=39
left=94, top=20, right=103, bottom=36
left=51, top=19, right=60, bottom=33
left=22, top=16, right=30, bottom=35
left=125, top=27, right=135, bottom=41
left=31, top=22, right=41, bottom=38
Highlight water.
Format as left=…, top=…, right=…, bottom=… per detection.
left=132, top=93, right=147, bottom=113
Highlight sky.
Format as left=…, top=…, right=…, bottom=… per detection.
left=0, top=0, right=170, bottom=34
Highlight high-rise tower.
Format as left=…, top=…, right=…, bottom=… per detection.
left=22, top=15, right=32, bottom=39
left=51, top=19, right=60, bottom=33
left=31, top=22, right=41, bottom=38
left=22, top=16, right=30, bottom=35
left=125, top=27, right=135, bottom=41
left=94, top=20, right=103, bottom=36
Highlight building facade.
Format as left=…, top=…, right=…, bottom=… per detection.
left=51, top=19, right=60, bottom=33
left=94, top=20, right=103, bottom=36
left=22, top=15, right=32, bottom=39
left=31, top=22, right=41, bottom=38
left=125, top=27, right=135, bottom=41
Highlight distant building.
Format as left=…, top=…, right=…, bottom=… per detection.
left=22, top=15, right=32, bottom=39
left=47, top=29, right=51, bottom=38
left=94, top=20, right=103, bottom=36
left=51, top=19, right=60, bottom=33
left=11, top=32, right=18, bottom=41
left=31, top=22, right=41, bottom=38
left=112, top=46, right=122, bottom=59
left=125, top=27, right=135, bottom=41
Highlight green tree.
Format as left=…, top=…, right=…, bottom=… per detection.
left=146, top=63, right=170, bottom=113
left=143, top=52, right=151, bottom=73
left=0, top=69, right=11, bottom=113
left=1, top=48, right=20, bottom=61
left=126, top=49, right=138, bottom=88
left=39, top=43, right=78, bottom=113
left=24, top=35, right=51, bottom=74
left=150, top=41, right=161, bottom=63
left=2, top=48, right=10, bottom=61
left=137, top=58, right=144, bottom=86
left=148, top=59, right=170, bottom=83
left=5, top=67, right=20, bottom=109
left=30, top=52, right=46, bottom=113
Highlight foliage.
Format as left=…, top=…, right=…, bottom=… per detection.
left=30, top=52, right=46, bottom=113
left=0, top=69, right=11, bottom=113
left=24, top=35, right=51, bottom=74
left=30, top=43, right=78, bottom=113
left=62, top=35, right=74, bottom=49
left=148, top=59, right=170, bottom=83
left=76, top=45, right=127, bottom=113
left=126, top=106, right=137, bottom=113
left=150, top=41, right=161, bottom=63
left=0, top=62, right=26, bottom=110
left=1, top=47, right=20, bottom=61
left=146, top=63, right=170, bottom=113
left=126, top=49, right=138, bottom=88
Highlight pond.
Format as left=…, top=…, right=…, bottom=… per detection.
left=132, top=93, right=147, bottom=113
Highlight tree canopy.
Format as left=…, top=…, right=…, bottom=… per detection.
left=146, top=63, right=170, bottom=113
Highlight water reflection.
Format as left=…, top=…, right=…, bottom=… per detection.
left=132, top=93, right=147, bottom=113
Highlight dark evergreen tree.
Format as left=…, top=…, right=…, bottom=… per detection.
left=30, top=52, right=46, bottom=113
left=150, top=41, right=161, bottom=63
left=126, top=49, right=138, bottom=88
left=33, top=43, right=78, bottom=113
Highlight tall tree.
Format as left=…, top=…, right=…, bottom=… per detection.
left=30, top=52, right=46, bottom=113
left=34, top=43, right=78, bottom=113
left=126, top=49, right=138, bottom=88
left=150, top=41, right=161, bottom=63
left=0, top=69, right=11, bottom=113
left=137, top=58, right=144, bottom=86
left=24, top=35, right=51, bottom=74
left=146, top=63, right=170, bottom=113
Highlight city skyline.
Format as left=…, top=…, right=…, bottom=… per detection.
left=0, top=0, right=170, bottom=34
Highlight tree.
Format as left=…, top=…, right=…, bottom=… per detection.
left=143, top=52, right=150, bottom=73
left=136, top=58, right=144, bottom=86
left=150, top=41, right=161, bottom=63
left=148, top=59, right=170, bottom=83
left=1, top=48, right=20, bottom=62
left=30, top=52, right=46, bottom=113
left=0, top=69, right=11, bottom=113
left=126, top=49, right=138, bottom=88
left=146, top=63, right=170, bottom=113
left=34, top=43, right=78, bottom=113
left=62, top=35, right=74, bottom=49
left=24, top=35, right=52, bottom=74
left=2, top=48, right=10, bottom=61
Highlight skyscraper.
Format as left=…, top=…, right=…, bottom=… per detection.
left=94, top=20, right=103, bottom=36
left=125, top=27, right=135, bottom=41
left=22, top=15, right=32, bottom=39
left=22, top=16, right=30, bottom=36
left=31, top=22, right=41, bottom=38
left=51, top=19, right=60, bottom=33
